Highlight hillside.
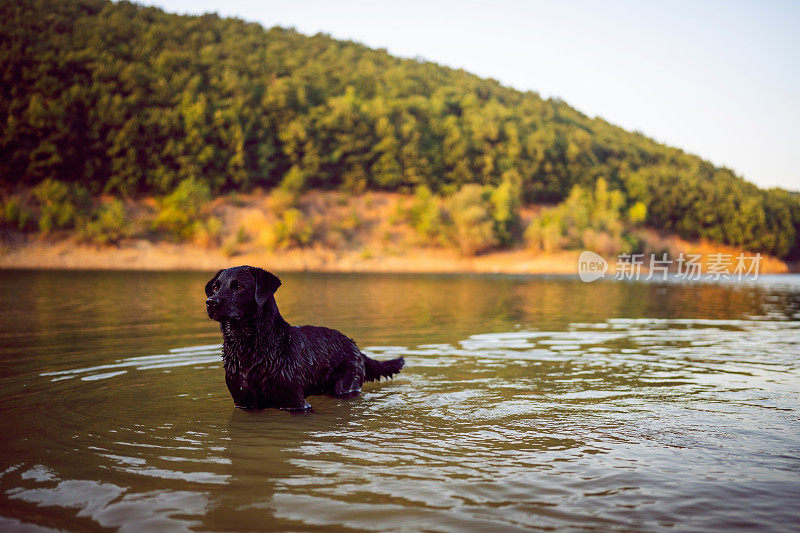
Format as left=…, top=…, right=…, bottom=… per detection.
left=0, top=190, right=790, bottom=274
left=0, top=0, right=798, bottom=259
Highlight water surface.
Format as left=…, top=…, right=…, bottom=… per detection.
left=0, top=271, right=799, bottom=531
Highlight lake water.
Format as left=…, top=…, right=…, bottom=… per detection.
left=0, top=270, right=799, bottom=531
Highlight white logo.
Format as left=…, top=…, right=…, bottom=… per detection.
left=578, top=251, right=607, bottom=282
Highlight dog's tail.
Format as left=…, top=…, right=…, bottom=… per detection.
left=363, top=353, right=405, bottom=382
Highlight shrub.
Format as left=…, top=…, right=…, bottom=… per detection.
left=268, top=187, right=298, bottom=215
left=78, top=198, right=132, bottom=245
left=221, top=235, right=239, bottom=257
left=339, top=209, right=362, bottom=232
left=406, top=179, right=523, bottom=253
left=524, top=178, right=637, bottom=255
left=235, top=225, right=248, bottom=244
left=1, top=196, right=32, bottom=230
left=279, top=165, right=306, bottom=195
left=263, top=208, right=313, bottom=250
left=192, top=216, right=222, bottom=248
left=408, top=185, right=446, bottom=243
left=32, top=179, right=83, bottom=233
left=152, top=177, right=211, bottom=241
left=447, top=184, right=497, bottom=256
left=524, top=212, right=563, bottom=253
left=221, top=225, right=248, bottom=257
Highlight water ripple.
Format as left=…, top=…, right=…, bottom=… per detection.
left=39, top=345, right=223, bottom=381
left=16, top=317, right=800, bottom=531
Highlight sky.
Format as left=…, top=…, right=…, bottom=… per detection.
left=144, top=0, right=800, bottom=191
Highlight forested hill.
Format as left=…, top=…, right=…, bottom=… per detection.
left=1, top=0, right=799, bottom=258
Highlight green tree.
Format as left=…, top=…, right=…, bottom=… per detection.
left=0, top=0, right=797, bottom=258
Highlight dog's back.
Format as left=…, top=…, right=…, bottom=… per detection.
left=291, top=324, right=404, bottom=392
left=206, top=265, right=404, bottom=410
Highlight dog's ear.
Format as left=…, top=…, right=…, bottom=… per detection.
left=205, top=269, right=224, bottom=297
left=249, top=267, right=281, bottom=306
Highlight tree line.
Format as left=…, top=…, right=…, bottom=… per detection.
left=1, top=0, right=798, bottom=257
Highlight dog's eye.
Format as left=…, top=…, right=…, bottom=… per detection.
left=213, top=282, right=221, bottom=292
left=231, top=281, right=242, bottom=291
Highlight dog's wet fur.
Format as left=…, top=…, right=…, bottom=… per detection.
left=205, top=266, right=404, bottom=410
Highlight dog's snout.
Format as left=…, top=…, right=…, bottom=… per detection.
left=206, top=297, right=219, bottom=308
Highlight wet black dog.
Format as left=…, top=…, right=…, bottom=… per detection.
left=205, top=266, right=404, bottom=410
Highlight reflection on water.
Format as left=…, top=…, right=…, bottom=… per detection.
left=0, top=271, right=799, bottom=531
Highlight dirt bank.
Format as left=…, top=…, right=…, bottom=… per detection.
left=0, top=190, right=791, bottom=275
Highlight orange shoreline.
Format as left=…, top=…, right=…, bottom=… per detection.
left=0, top=239, right=791, bottom=275
left=2, top=190, right=793, bottom=275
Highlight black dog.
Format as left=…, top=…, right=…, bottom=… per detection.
left=205, top=266, right=404, bottom=410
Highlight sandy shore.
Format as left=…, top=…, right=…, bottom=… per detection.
left=0, top=239, right=590, bottom=274
left=0, top=238, right=791, bottom=275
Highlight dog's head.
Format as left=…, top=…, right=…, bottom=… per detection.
left=205, top=266, right=282, bottom=322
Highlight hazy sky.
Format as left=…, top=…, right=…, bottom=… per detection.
left=144, top=0, right=800, bottom=191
